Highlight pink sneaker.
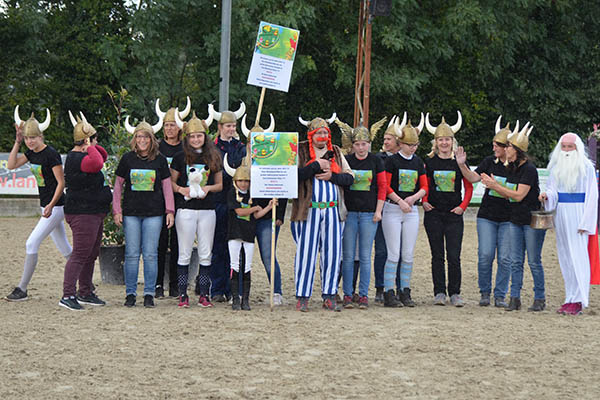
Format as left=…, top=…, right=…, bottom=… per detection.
left=198, top=295, right=214, bottom=308
left=178, top=295, right=189, bottom=308
left=567, top=302, right=583, bottom=315
left=557, top=303, right=570, bottom=315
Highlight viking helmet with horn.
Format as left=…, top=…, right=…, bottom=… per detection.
left=240, top=113, right=275, bottom=139
left=14, top=106, right=51, bottom=137
left=425, top=111, right=462, bottom=139
left=211, top=101, right=246, bottom=124
left=175, top=104, right=214, bottom=136
left=335, top=117, right=387, bottom=154
left=124, top=114, right=164, bottom=136
left=493, top=115, right=511, bottom=145
left=155, top=96, right=191, bottom=124
left=507, top=120, right=533, bottom=152
left=69, top=110, right=96, bottom=142
left=223, top=152, right=253, bottom=203
left=396, top=112, right=424, bottom=145
left=298, top=113, right=337, bottom=132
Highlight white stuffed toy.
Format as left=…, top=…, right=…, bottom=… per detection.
left=185, top=167, right=207, bottom=201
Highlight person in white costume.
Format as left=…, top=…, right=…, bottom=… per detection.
left=540, top=132, right=598, bottom=315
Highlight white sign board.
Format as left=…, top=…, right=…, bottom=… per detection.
left=250, top=132, right=298, bottom=199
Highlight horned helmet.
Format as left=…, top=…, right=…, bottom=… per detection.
left=335, top=117, right=387, bottom=154
left=507, top=120, right=533, bottom=152
left=493, top=115, right=511, bottom=145
left=240, top=113, right=275, bottom=139
left=425, top=111, right=462, bottom=139
left=68, top=110, right=96, bottom=142
left=298, top=113, right=337, bottom=132
left=155, top=96, right=191, bottom=124
left=174, top=104, right=214, bottom=136
left=396, top=112, right=424, bottom=145
left=124, top=100, right=164, bottom=135
left=14, top=106, right=51, bottom=138
left=211, top=101, right=246, bottom=125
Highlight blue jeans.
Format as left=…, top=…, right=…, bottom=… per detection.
left=476, top=218, right=511, bottom=298
left=255, top=219, right=282, bottom=295
left=508, top=223, right=546, bottom=300
left=210, top=202, right=231, bottom=297
left=342, top=211, right=378, bottom=297
left=123, top=215, right=163, bottom=296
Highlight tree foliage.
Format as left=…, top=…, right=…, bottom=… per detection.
left=1, top=0, right=599, bottom=165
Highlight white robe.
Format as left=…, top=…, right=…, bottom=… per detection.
left=545, top=162, right=598, bottom=307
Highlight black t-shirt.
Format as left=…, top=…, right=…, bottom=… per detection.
left=385, top=153, right=426, bottom=200
left=170, top=151, right=220, bottom=210
left=25, top=145, right=65, bottom=207
left=227, top=189, right=256, bottom=242
left=507, top=160, right=540, bottom=226
left=475, top=155, right=511, bottom=223
left=159, top=139, right=183, bottom=168
left=424, top=154, right=465, bottom=212
left=343, top=153, right=384, bottom=212
left=115, top=151, right=171, bottom=217
left=64, top=151, right=112, bottom=214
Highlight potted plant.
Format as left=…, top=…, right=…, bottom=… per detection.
left=98, top=88, right=131, bottom=284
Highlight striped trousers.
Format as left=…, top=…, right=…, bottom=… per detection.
left=291, top=207, right=343, bottom=298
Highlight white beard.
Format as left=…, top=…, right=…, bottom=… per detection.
left=551, top=150, right=585, bottom=192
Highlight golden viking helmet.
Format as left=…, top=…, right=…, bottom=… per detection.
left=175, top=105, right=214, bottom=136
left=155, top=97, right=191, bottom=123
left=14, top=106, right=51, bottom=137
left=425, top=111, right=462, bottom=139
left=493, top=115, right=511, bottom=145
left=397, top=112, right=424, bottom=145
left=124, top=115, right=164, bottom=136
left=223, top=152, right=251, bottom=182
left=298, top=113, right=337, bottom=131
left=240, top=113, right=275, bottom=139
left=335, top=117, right=387, bottom=154
left=68, top=110, right=96, bottom=142
left=507, top=120, right=533, bottom=152
left=210, top=101, right=246, bottom=124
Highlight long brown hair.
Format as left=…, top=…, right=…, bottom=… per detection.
left=183, top=132, right=222, bottom=171
left=130, top=130, right=160, bottom=160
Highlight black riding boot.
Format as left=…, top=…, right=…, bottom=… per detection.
left=241, top=272, right=251, bottom=311
left=231, top=270, right=241, bottom=310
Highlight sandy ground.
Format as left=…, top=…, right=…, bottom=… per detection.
left=1, top=214, right=599, bottom=399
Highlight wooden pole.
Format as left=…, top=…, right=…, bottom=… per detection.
left=363, top=10, right=372, bottom=127
left=255, top=87, right=267, bottom=127
left=354, top=0, right=366, bottom=127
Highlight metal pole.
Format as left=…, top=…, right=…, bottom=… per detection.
left=219, top=0, right=232, bottom=112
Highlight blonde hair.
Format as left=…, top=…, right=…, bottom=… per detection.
left=427, top=137, right=458, bottom=159
left=130, top=130, right=160, bottom=160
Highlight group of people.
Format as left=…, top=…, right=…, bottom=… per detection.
left=4, top=102, right=598, bottom=316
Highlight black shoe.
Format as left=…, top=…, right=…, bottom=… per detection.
left=528, top=299, right=546, bottom=312
left=124, top=294, right=136, bottom=307
left=479, top=293, right=491, bottom=307
left=155, top=286, right=164, bottom=298
left=505, top=297, right=521, bottom=311
left=6, top=287, right=28, bottom=302
left=241, top=272, right=251, bottom=311
left=144, top=295, right=155, bottom=308
left=374, top=287, right=384, bottom=304
left=77, top=292, right=106, bottom=306
left=384, top=289, right=403, bottom=308
left=232, top=296, right=241, bottom=310
left=494, top=297, right=508, bottom=308
left=168, top=287, right=178, bottom=298
left=211, top=294, right=227, bottom=303
left=59, top=296, right=84, bottom=311
left=399, top=288, right=416, bottom=307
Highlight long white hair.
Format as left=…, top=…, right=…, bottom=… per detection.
left=547, top=132, right=592, bottom=192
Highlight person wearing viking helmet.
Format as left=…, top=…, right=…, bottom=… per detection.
left=335, top=116, right=387, bottom=309
left=209, top=101, right=247, bottom=303
left=223, top=152, right=275, bottom=310
left=5, top=107, right=72, bottom=303
left=170, top=108, right=223, bottom=308
left=60, top=111, right=112, bottom=310
left=291, top=113, right=355, bottom=312
left=456, top=116, right=513, bottom=308
left=372, top=115, right=404, bottom=304
left=480, top=121, right=547, bottom=312
left=154, top=97, right=191, bottom=298
left=240, top=114, right=288, bottom=306
left=113, top=110, right=175, bottom=308
left=540, top=133, right=599, bottom=315
left=422, top=111, right=473, bottom=307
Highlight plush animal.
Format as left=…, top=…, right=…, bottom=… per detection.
left=185, top=167, right=206, bottom=201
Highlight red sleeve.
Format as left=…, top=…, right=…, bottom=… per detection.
left=376, top=171, right=387, bottom=201
left=95, top=145, right=108, bottom=162
left=112, top=176, right=125, bottom=215
left=423, top=176, right=432, bottom=203
left=418, top=174, right=429, bottom=198
left=459, top=178, right=473, bottom=211
left=80, top=145, right=104, bottom=173
left=162, top=177, right=175, bottom=214
left=385, top=171, right=394, bottom=195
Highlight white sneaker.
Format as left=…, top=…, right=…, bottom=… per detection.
left=273, top=293, right=284, bottom=306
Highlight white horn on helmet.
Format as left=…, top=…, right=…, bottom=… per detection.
left=68, top=110, right=78, bottom=127
left=240, top=114, right=250, bottom=139
left=234, top=101, right=246, bottom=120
left=265, top=113, right=275, bottom=132
left=204, top=104, right=214, bottom=128
left=14, top=105, right=23, bottom=127
left=508, top=120, right=520, bottom=140
left=495, top=115, right=502, bottom=134
left=450, top=111, right=462, bottom=133
left=124, top=116, right=135, bottom=134
left=398, top=111, right=407, bottom=130
left=526, top=125, right=534, bottom=137
left=179, top=96, right=191, bottom=119
left=425, top=113, right=436, bottom=134
left=211, top=105, right=222, bottom=122
left=387, top=115, right=397, bottom=128
left=155, top=99, right=165, bottom=119
left=79, top=112, right=90, bottom=126
left=174, top=108, right=184, bottom=130
left=223, top=153, right=237, bottom=178
left=152, top=113, right=164, bottom=134
left=326, top=113, right=337, bottom=124
left=38, top=109, right=51, bottom=132
left=416, top=112, right=425, bottom=133
left=298, top=115, right=310, bottom=127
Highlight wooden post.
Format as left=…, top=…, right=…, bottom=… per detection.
left=255, top=87, right=267, bottom=127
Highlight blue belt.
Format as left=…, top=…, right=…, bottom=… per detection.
left=558, top=192, right=585, bottom=203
